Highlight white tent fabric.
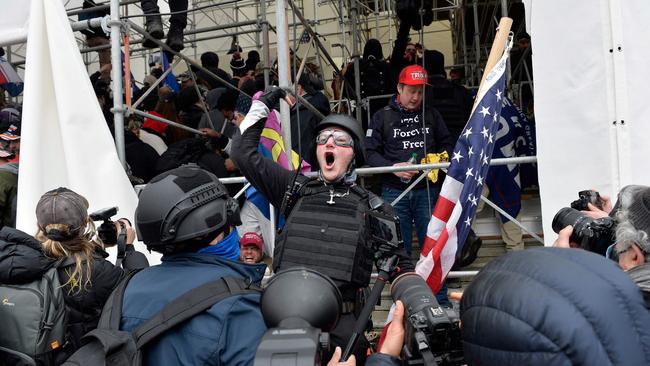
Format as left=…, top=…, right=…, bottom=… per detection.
left=0, top=0, right=30, bottom=46
left=531, top=0, right=650, bottom=245
left=17, top=0, right=160, bottom=263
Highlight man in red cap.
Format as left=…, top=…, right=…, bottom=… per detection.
left=239, top=231, right=265, bottom=264
left=365, top=63, right=453, bottom=261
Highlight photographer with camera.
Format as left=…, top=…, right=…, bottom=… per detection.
left=0, top=188, right=148, bottom=364
left=555, top=185, right=650, bottom=307
left=232, top=87, right=414, bottom=364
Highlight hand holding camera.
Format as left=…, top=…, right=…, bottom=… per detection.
left=90, top=207, right=134, bottom=267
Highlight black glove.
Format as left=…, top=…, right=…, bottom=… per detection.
left=258, top=86, right=287, bottom=110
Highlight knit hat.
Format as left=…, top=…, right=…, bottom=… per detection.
left=36, top=187, right=89, bottom=236
left=240, top=232, right=263, bottom=251
left=230, top=56, right=246, bottom=74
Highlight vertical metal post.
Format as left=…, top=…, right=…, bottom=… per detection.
left=276, top=0, right=293, bottom=169
left=461, top=1, right=469, bottom=84
left=191, top=0, right=198, bottom=59
left=472, top=0, right=481, bottom=86
left=110, top=0, right=126, bottom=165
left=313, top=0, right=324, bottom=74
left=374, top=0, right=380, bottom=39
left=350, top=0, right=363, bottom=123
left=255, top=2, right=261, bottom=55
left=261, top=0, right=271, bottom=88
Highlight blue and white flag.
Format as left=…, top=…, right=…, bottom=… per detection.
left=486, top=96, right=523, bottom=222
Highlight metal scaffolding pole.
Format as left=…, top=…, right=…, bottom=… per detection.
left=260, top=0, right=271, bottom=88
left=349, top=0, right=363, bottom=123
left=472, top=0, right=482, bottom=86
left=276, top=0, right=293, bottom=169
left=109, top=0, right=126, bottom=166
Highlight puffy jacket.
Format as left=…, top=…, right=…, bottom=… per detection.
left=365, top=96, right=453, bottom=189
left=461, top=247, right=650, bottom=366
left=0, top=227, right=147, bottom=355
left=120, top=253, right=267, bottom=366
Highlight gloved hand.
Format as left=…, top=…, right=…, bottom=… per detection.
left=258, top=86, right=287, bottom=110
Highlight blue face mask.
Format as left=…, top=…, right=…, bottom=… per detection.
left=198, top=229, right=240, bottom=261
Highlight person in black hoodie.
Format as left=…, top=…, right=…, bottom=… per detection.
left=423, top=50, right=473, bottom=144
left=196, top=52, right=233, bottom=91
left=344, top=39, right=392, bottom=130
left=0, top=188, right=148, bottom=362
left=290, top=63, right=330, bottom=169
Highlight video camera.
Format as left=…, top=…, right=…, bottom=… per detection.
left=254, top=268, right=342, bottom=366
left=391, top=273, right=464, bottom=366
left=552, top=191, right=616, bottom=256
left=89, top=207, right=129, bottom=266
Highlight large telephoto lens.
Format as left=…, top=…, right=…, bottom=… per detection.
left=391, top=272, right=440, bottom=315
left=552, top=207, right=590, bottom=234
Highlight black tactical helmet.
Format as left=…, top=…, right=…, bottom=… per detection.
left=135, top=164, right=241, bottom=250
left=315, top=114, right=366, bottom=166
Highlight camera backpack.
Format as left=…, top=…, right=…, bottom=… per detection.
left=0, top=258, right=72, bottom=365
left=62, top=272, right=261, bottom=366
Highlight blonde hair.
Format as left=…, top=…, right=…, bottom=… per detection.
left=36, top=220, right=98, bottom=294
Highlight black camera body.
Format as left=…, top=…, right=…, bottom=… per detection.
left=552, top=207, right=615, bottom=255
left=90, top=207, right=119, bottom=245
left=90, top=207, right=129, bottom=266
left=391, top=273, right=464, bottom=366
left=571, top=190, right=604, bottom=211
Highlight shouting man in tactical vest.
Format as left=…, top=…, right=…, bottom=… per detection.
left=232, top=88, right=414, bottom=365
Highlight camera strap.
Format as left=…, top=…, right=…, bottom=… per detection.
left=115, top=224, right=128, bottom=268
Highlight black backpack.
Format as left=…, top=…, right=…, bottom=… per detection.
left=0, top=258, right=72, bottom=366
left=62, top=272, right=261, bottom=366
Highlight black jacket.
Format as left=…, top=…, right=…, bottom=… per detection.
left=290, top=91, right=330, bottom=169
left=0, top=227, right=148, bottom=353
left=461, top=247, right=650, bottom=366
left=231, top=101, right=414, bottom=278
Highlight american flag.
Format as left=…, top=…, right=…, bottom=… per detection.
left=377, top=39, right=512, bottom=351
left=415, top=42, right=512, bottom=292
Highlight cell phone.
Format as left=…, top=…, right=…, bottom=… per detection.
left=367, top=211, right=403, bottom=248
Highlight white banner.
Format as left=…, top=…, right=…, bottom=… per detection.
left=17, top=0, right=160, bottom=263
left=0, top=0, right=30, bottom=46
left=532, top=0, right=650, bottom=245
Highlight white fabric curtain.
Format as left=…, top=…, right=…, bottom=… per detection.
left=17, top=0, right=161, bottom=263
left=530, top=0, right=650, bottom=244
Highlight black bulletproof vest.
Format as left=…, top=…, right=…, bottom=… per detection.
left=273, top=180, right=374, bottom=290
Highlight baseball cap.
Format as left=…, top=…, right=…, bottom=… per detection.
left=36, top=187, right=89, bottom=233
left=240, top=232, right=263, bottom=251
left=0, top=123, right=20, bottom=141
left=398, top=65, right=430, bottom=86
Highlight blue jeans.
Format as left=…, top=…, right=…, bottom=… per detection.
left=382, top=185, right=450, bottom=307
left=382, top=186, right=441, bottom=256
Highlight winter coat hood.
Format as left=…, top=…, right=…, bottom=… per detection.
left=363, top=39, right=384, bottom=60
left=461, top=247, right=650, bottom=366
